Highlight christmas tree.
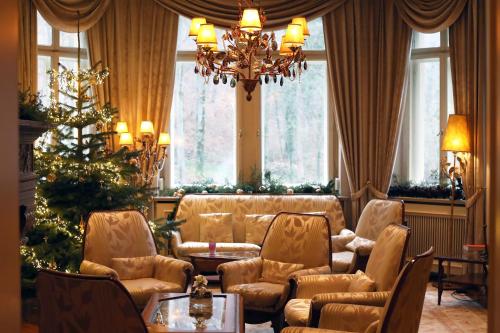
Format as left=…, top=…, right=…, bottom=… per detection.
left=21, top=38, right=150, bottom=293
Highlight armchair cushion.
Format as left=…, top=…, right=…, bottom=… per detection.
left=110, top=256, right=155, bottom=280
left=176, top=241, right=260, bottom=259
left=331, top=231, right=356, bottom=253
left=348, top=271, right=376, bottom=292
left=245, top=214, right=275, bottom=245
left=285, top=299, right=312, bottom=326
left=260, top=259, right=304, bottom=284
left=120, top=278, right=183, bottom=307
left=227, top=282, right=289, bottom=310
left=345, top=237, right=375, bottom=256
left=199, top=213, right=233, bottom=242
left=79, top=260, right=118, bottom=279
left=331, top=251, right=354, bottom=273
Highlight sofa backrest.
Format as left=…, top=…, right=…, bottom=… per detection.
left=175, top=194, right=346, bottom=243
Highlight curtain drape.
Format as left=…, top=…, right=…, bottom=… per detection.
left=33, top=0, right=111, bottom=32
left=394, top=0, right=468, bottom=32
left=323, top=0, right=412, bottom=224
left=18, top=0, right=37, bottom=93
left=87, top=0, right=178, bottom=137
left=153, top=0, right=346, bottom=29
left=449, top=0, right=485, bottom=243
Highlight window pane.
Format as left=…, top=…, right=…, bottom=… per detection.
left=171, top=62, right=237, bottom=185
left=413, top=32, right=440, bottom=48
left=267, top=17, right=324, bottom=51
left=447, top=57, right=454, bottom=115
left=37, top=11, right=52, bottom=46
left=176, top=16, right=226, bottom=51
left=37, top=55, right=52, bottom=106
left=409, top=59, right=440, bottom=184
left=262, top=61, right=328, bottom=185
left=60, top=31, right=87, bottom=48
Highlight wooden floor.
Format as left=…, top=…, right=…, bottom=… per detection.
left=22, top=284, right=486, bottom=333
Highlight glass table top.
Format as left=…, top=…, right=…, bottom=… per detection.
left=150, top=295, right=227, bottom=331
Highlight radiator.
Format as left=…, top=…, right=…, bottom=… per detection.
left=406, top=212, right=467, bottom=258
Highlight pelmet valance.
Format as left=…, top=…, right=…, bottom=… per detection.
left=152, top=0, right=346, bottom=29
left=394, top=0, right=468, bottom=32
left=33, top=0, right=111, bottom=32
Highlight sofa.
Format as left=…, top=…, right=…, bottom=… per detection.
left=171, top=194, right=347, bottom=260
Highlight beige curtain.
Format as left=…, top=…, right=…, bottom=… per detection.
left=323, top=0, right=412, bottom=224
left=394, top=0, right=467, bottom=32
left=154, top=0, right=346, bottom=29
left=87, top=0, right=178, bottom=137
left=18, top=0, right=37, bottom=93
left=33, top=0, right=111, bottom=32
left=449, top=0, right=485, bottom=243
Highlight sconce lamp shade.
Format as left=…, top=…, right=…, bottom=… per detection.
left=279, top=35, right=292, bottom=55
left=158, top=132, right=171, bottom=146
left=284, top=24, right=304, bottom=48
left=119, top=132, right=134, bottom=146
left=291, top=17, right=310, bottom=39
left=240, top=8, right=262, bottom=33
left=197, top=24, right=218, bottom=49
left=189, top=17, right=207, bottom=39
left=115, top=121, right=128, bottom=134
left=441, top=114, right=471, bottom=153
left=140, top=120, right=155, bottom=135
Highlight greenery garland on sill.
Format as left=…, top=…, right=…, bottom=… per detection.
left=388, top=183, right=464, bottom=200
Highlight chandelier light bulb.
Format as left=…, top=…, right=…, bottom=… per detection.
left=196, top=24, right=218, bottom=49
left=291, top=17, right=310, bottom=40
left=189, top=17, right=207, bottom=40
left=240, top=8, right=262, bottom=33
left=284, top=24, right=304, bottom=48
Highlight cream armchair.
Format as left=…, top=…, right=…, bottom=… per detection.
left=331, top=199, right=404, bottom=273
left=217, top=212, right=332, bottom=332
left=285, top=224, right=410, bottom=327
left=80, top=210, right=193, bottom=308
left=282, top=247, right=434, bottom=333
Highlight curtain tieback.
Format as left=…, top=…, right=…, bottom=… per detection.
left=350, top=181, right=388, bottom=200
left=465, top=187, right=484, bottom=209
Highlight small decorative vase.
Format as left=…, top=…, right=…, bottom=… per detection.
left=209, top=242, right=216, bottom=255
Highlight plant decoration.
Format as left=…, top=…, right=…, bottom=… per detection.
left=388, top=182, right=464, bottom=200
left=19, top=90, right=47, bottom=121
left=191, top=275, right=212, bottom=299
left=150, top=218, right=186, bottom=253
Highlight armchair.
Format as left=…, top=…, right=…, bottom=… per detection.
left=282, top=247, right=434, bottom=333
left=331, top=199, right=404, bottom=273
left=217, top=212, right=332, bottom=332
left=80, top=210, right=193, bottom=308
left=285, top=224, right=410, bottom=327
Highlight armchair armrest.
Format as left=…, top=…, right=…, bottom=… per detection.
left=217, top=257, right=262, bottom=292
left=154, top=255, right=193, bottom=292
left=310, top=291, right=390, bottom=326
left=318, top=303, right=382, bottom=331
left=282, top=328, right=348, bottom=333
left=288, top=266, right=332, bottom=298
left=80, top=260, right=118, bottom=280
left=331, top=231, right=356, bottom=253
left=295, top=274, right=355, bottom=299
left=170, top=231, right=183, bottom=258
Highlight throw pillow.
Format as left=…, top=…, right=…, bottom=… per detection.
left=110, top=256, right=155, bottom=280
left=199, top=213, right=233, bottom=243
left=244, top=214, right=275, bottom=245
left=345, top=236, right=376, bottom=256
left=259, top=259, right=304, bottom=284
left=348, top=270, right=376, bottom=292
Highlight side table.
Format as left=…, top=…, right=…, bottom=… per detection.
left=436, top=255, right=488, bottom=305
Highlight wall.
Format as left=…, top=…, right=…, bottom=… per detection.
left=0, top=0, right=20, bottom=332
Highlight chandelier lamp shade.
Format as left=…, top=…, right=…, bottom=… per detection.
left=190, top=1, right=310, bottom=101
left=115, top=120, right=170, bottom=187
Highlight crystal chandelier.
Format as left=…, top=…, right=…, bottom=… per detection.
left=189, top=2, right=310, bottom=101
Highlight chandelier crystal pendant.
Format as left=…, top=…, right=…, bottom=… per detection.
left=190, top=2, right=310, bottom=101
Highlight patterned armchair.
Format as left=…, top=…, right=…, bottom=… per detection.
left=285, top=224, right=410, bottom=327
left=37, top=269, right=148, bottom=333
left=281, top=247, right=434, bottom=333
left=80, top=210, right=193, bottom=308
left=331, top=199, right=404, bottom=274
left=217, top=212, right=332, bottom=331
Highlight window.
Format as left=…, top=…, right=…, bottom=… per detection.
left=169, top=17, right=332, bottom=187
left=171, top=17, right=237, bottom=185
left=393, top=31, right=453, bottom=185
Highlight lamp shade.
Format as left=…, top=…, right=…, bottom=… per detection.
left=119, top=132, right=134, bottom=146
left=197, top=24, right=218, bottom=49
left=158, top=132, right=171, bottom=146
left=284, top=24, right=304, bottom=48
left=189, top=17, right=207, bottom=39
left=240, top=8, right=262, bottom=33
left=140, top=120, right=154, bottom=135
left=291, top=17, right=310, bottom=39
left=279, top=35, right=292, bottom=55
left=115, top=121, right=128, bottom=134
left=441, top=114, right=470, bottom=153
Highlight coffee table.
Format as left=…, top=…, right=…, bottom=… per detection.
left=142, top=293, right=243, bottom=333
left=189, top=251, right=260, bottom=277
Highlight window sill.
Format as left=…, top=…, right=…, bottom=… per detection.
left=389, top=196, right=465, bottom=206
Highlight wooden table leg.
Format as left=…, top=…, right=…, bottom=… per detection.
left=438, top=259, right=444, bottom=305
